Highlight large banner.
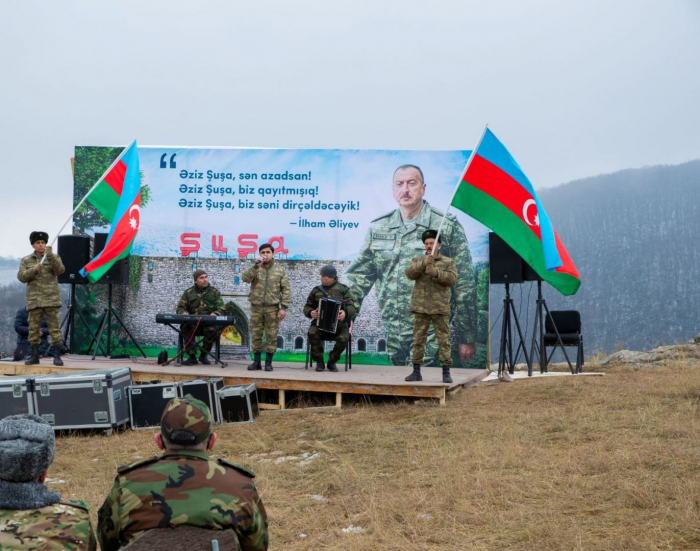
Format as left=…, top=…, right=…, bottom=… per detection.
left=74, top=147, right=490, bottom=367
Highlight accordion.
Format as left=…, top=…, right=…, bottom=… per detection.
left=316, top=297, right=344, bottom=334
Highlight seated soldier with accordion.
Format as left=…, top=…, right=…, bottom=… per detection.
left=303, top=265, right=357, bottom=372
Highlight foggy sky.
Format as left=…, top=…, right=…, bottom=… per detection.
left=1, top=0, right=699, bottom=258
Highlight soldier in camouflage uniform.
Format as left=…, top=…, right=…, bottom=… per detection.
left=0, top=414, right=96, bottom=550
left=242, top=243, right=291, bottom=372
left=344, top=165, right=476, bottom=366
left=98, top=396, right=268, bottom=551
left=176, top=269, right=225, bottom=366
left=304, top=265, right=357, bottom=372
left=17, top=231, right=66, bottom=367
left=405, top=229, right=458, bottom=383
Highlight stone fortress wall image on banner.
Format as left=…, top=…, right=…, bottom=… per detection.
left=73, top=146, right=490, bottom=368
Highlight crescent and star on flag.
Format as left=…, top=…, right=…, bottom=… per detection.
left=522, top=199, right=539, bottom=227
left=128, top=203, right=140, bottom=231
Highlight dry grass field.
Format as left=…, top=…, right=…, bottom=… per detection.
left=49, top=362, right=700, bottom=550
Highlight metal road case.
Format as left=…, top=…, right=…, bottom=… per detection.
left=129, top=381, right=180, bottom=429
left=0, top=375, right=36, bottom=419
left=33, top=368, right=132, bottom=430
left=216, top=384, right=259, bottom=424
left=181, top=378, right=224, bottom=425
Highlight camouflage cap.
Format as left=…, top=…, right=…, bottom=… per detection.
left=30, top=231, right=49, bottom=244
left=160, top=395, right=212, bottom=445
left=421, top=229, right=441, bottom=243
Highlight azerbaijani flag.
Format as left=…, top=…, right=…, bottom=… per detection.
left=451, top=128, right=580, bottom=295
left=80, top=141, right=141, bottom=283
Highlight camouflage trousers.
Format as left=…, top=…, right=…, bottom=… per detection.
left=250, top=305, right=280, bottom=354
left=28, top=306, right=61, bottom=348
left=308, top=323, right=349, bottom=362
left=180, top=323, right=218, bottom=356
left=386, top=320, right=441, bottom=367
left=411, top=313, right=451, bottom=367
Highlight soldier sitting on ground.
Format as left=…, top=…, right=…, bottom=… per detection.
left=176, top=269, right=225, bottom=366
left=98, top=395, right=269, bottom=551
left=0, top=414, right=97, bottom=550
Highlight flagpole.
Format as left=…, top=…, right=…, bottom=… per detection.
left=432, top=124, right=489, bottom=256
left=42, top=139, right=137, bottom=263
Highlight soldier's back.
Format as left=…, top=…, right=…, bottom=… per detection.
left=0, top=499, right=95, bottom=550
left=107, top=453, right=265, bottom=547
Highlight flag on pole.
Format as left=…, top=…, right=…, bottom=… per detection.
left=451, top=128, right=580, bottom=295
left=80, top=141, right=141, bottom=283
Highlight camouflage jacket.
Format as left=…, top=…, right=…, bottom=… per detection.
left=0, top=495, right=96, bottom=550
left=176, top=284, right=225, bottom=316
left=406, top=253, right=457, bottom=315
left=242, top=260, right=291, bottom=309
left=344, top=201, right=476, bottom=342
left=97, top=450, right=268, bottom=551
left=303, top=281, right=357, bottom=330
left=17, top=250, right=65, bottom=311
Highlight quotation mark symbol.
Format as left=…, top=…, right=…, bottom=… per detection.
left=160, top=153, right=177, bottom=169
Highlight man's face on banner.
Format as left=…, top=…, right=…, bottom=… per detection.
left=392, top=167, right=426, bottom=210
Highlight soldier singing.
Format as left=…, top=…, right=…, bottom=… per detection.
left=242, top=243, right=291, bottom=372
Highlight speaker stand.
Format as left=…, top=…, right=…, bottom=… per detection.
left=89, top=284, right=147, bottom=359
left=528, top=280, right=575, bottom=375
left=498, top=283, right=532, bottom=378
left=60, top=283, right=106, bottom=355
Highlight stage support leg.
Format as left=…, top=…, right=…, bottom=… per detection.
left=279, top=389, right=286, bottom=410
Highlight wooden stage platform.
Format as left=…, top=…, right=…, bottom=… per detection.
left=0, top=355, right=490, bottom=409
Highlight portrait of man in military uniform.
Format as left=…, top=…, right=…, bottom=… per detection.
left=344, top=164, right=477, bottom=367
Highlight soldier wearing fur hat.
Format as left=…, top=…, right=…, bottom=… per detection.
left=97, top=396, right=268, bottom=551
left=0, top=414, right=96, bottom=550
left=176, top=269, right=225, bottom=366
left=303, top=264, right=357, bottom=372
left=17, top=231, right=66, bottom=366
left=405, top=229, right=458, bottom=383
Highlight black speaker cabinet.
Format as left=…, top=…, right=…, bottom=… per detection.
left=522, top=259, right=542, bottom=282
left=489, top=232, right=524, bottom=284
left=57, top=235, right=90, bottom=284
left=93, top=232, right=129, bottom=285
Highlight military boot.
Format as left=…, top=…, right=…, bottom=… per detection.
left=182, top=354, right=198, bottom=366
left=24, top=346, right=40, bottom=365
left=199, top=351, right=212, bottom=365
left=315, top=359, right=325, bottom=372
left=247, top=352, right=262, bottom=371
left=264, top=353, right=274, bottom=372
left=52, top=345, right=64, bottom=367
left=405, top=363, right=422, bottom=382
left=326, top=360, right=338, bottom=372
left=442, top=367, right=452, bottom=384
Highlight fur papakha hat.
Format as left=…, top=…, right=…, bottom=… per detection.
left=30, top=231, right=49, bottom=244
left=0, top=414, right=55, bottom=482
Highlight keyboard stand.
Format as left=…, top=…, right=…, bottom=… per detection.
left=161, top=322, right=228, bottom=368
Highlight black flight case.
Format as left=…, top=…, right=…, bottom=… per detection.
left=32, top=368, right=132, bottom=430
left=128, top=381, right=180, bottom=429
left=0, top=375, right=36, bottom=418
left=216, top=383, right=259, bottom=424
